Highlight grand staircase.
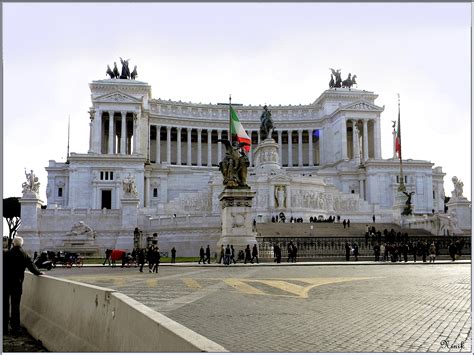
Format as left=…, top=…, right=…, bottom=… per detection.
left=256, top=222, right=434, bottom=238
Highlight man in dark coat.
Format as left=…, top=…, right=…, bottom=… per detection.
left=448, top=242, right=457, bottom=261
left=198, top=246, right=205, bottom=264
left=251, top=244, right=259, bottom=264
left=244, top=245, right=252, bottom=264
left=4, top=236, right=43, bottom=335
left=345, top=242, right=351, bottom=261
left=137, top=248, right=145, bottom=272
left=205, top=245, right=211, bottom=264
left=170, top=247, right=176, bottom=264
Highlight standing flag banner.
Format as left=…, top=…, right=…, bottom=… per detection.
left=230, top=105, right=251, bottom=152
left=395, top=97, right=401, bottom=158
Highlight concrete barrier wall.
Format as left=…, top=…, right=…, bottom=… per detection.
left=20, top=273, right=227, bottom=352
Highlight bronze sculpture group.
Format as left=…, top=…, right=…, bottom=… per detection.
left=106, top=58, right=138, bottom=80
left=329, top=68, right=357, bottom=89
left=218, top=140, right=250, bottom=189
left=259, top=105, right=274, bottom=140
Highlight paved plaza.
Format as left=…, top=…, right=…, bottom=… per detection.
left=50, top=262, right=471, bottom=353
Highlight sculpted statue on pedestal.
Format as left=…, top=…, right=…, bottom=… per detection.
left=218, top=140, right=250, bottom=189
left=451, top=176, right=464, bottom=199
left=259, top=105, right=274, bottom=140
left=22, top=169, right=40, bottom=195
left=274, top=186, right=286, bottom=208
left=402, top=191, right=415, bottom=215
left=66, top=221, right=96, bottom=239
left=123, top=174, right=138, bottom=197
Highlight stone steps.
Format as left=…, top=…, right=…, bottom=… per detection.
left=256, top=222, right=434, bottom=237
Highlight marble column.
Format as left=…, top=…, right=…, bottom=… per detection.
left=145, top=176, right=151, bottom=208
left=88, top=119, right=93, bottom=153
left=257, top=130, right=261, bottom=144
left=341, top=119, right=348, bottom=160
left=287, top=130, right=293, bottom=167
left=197, top=129, right=202, bottom=166
left=352, top=120, right=357, bottom=160
left=319, top=128, right=324, bottom=165
left=187, top=128, right=192, bottom=166
left=166, top=126, right=171, bottom=164
left=217, top=130, right=222, bottom=163
left=363, top=120, right=369, bottom=161
left=298, top=129, right=303, bottom=167
left=308, top=129, right=313, bottom=166
left=207, top=129, right=212, bottom=167
left=132, top=113, right=138, bottom=155
left=359, top=179, right=365, bottom=200
left=177, top=127, right=182, bottom=165
left=375, top=119, right=382, bottom=159
left=278, top=130, right=283, bottom=166
left=156, top=126, right=161, bottom=164
left=120, top=112, right=127, bottom=154
left=94, top=110, right=102, bottom=153
left=108, top=111, right=114, bottom=154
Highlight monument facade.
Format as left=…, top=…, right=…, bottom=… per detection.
left=18, top=62, right=467, bottom=255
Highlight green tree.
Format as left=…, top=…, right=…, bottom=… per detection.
left=3, top=197, right=21, bottom=250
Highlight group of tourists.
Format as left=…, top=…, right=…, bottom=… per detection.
left=101, top=245, right=177, bottom=272
left=200, top=244, right=260, bottom=265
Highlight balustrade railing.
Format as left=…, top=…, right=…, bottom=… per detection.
left=257, top=235, right=471, bottom=260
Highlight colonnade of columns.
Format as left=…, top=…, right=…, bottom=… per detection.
left=149, top=126, right=321, bottom=167
left=91, top=110, right=138, bottom=155
left=343, top=118, right=381, bottom=161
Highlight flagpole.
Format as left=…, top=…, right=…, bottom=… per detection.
left=397, top=93, right=406, bottom=192
left=66, top=115, right=70, bottom=164
left=229, top=94, right=232, bottom=144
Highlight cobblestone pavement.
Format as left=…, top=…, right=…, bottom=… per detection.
left=2, top=327, right=48, bottom=352
left=50, top=262, right=471, bottom=353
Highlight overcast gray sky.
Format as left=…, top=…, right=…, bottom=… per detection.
left=3, top=3, right=471, bottom=215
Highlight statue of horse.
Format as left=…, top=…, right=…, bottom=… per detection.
left=259, top=105, right=274, bottom=140
left=329, top=74, right=335, bottom=88
left=330, top=68, right=342, bottom=88
left=342, top=73, right=353, bottom=88
left=106, top=65, right=115, bottom=79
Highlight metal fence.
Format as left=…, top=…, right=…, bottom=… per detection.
left=257, top=235, right=471, bottom=260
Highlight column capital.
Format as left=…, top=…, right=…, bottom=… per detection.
left=108, top=110, right=115, bottom=116
left=177, top=127, right=182, bottom=132
left=120, top=111, right=127, bottom=117
left=207, top=128, right=213, bottom=133
left=166, top=126, right=171, bottom=131
left=197, top=128, right=202, bottom=133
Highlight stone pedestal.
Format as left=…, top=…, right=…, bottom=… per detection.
left=217, top=189, right=257, bottom=255
left=253, top=138, right=280, bottom=173
left=118, top=197, right=140, bottom=250
left=391, top=191, right=406, bottom=226
left=446, top=198, right=471, bottom=230
left=18, top=192, right=43, bottom=253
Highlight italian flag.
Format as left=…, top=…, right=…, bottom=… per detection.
left=395, top=111, right=401, bottom=158
left=230, top=106, right=251, bottom=152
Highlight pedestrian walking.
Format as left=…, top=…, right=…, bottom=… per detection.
left=147, top=246, right=154, bottom=272
left=353, top=243, right=359, bottom=261
left=230, top=245, right=236, bottom=264
left=421, top=241, right=428, bottom=263
left=205, top=245, right=211, bottom=264
left=244, top=245, right=252, bottom=264
left=171, top=247, right=176, bottom=264
left=380, top=243, right=386, bottom=262
left=292, top=243, right=298, bottom=263
left=343, top=219, right=347, bottom=229
left=152, top=247, right=160, bottom=273
left=274, top=244, right=281, bottom=263
left=137, top=248, right=145, bottom=272
left=373, top=243, right=380, bottom=262
left=372, top=214, right=376, bottom=223
left=429, top=242, right=436, bottom=263
left=224, top=244, right=231, bottom=265
left=345, top=242, right=351, bottom=261
left=448, top=242, right=457, bottom=261
left=198, top=246, right=205, bottom=264
left=102, top=248, right=112, bottom=266
left=287, top=242, right=294, bottom=263
left=218, top=245, right=225, bottom=264
left=347, top=219, right=351, bottom=228
left=251, top=244, right=259, bottom=264
left=4, top=236, right=43, bottom=336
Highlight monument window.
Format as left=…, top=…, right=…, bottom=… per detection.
left=153, top=188, right=158, bottom=198
left=58, top=187, right=63, bottom=197
left=101, top=190, right=112, bottom=209
left=100, top=171, right=114, bottom=181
